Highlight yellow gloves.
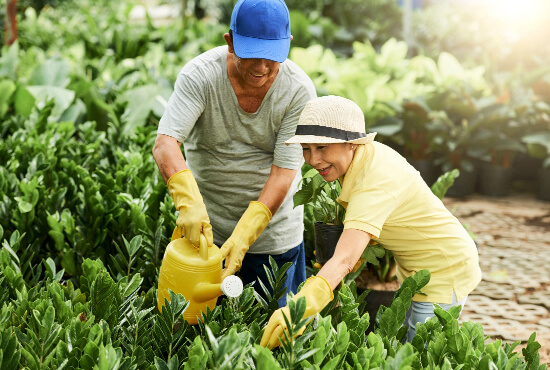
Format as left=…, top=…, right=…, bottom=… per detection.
left=260, top=276, right=334, bottom=349
left=167, top=170, right=213, bottom=248
left=220, top=201, right=272, bottom=280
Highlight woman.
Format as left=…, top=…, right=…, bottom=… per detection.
left=260, top=95, right=481, bottom=349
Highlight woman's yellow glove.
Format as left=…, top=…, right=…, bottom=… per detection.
left=167, top=170, right=213, bottom=248
left=220, top=201, right=272, bottom=279
left=260, top=276, right=334, bottom=349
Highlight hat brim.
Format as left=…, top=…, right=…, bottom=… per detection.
left=285, top=132, right=377, bottom=145
left=232, top=32, right=290, bottom=63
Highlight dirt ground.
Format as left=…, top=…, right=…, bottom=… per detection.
left=357, top=190, right=550, bottom=365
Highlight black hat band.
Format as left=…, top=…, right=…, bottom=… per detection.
left=295, top=125, right=366, bottom=141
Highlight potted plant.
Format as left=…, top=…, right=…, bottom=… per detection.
left=505, top=85, right=550, bottom=182
left=455, top=97, right=532, bottom=197
left=293, top=164, right=385, bottom=272
left=522, top=131, right=550, bottom=201
left=470, top=84, right=550, bottom=197
left=429, top=91, right=512, bottom=197
left=473, top=134, right=526, bottom=197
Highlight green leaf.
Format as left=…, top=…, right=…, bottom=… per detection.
left=254, top=344, right=283, bottom=369
left=335, top=321, right=349, bottom=354
left=371, top=115, right=404, bottom=136
left=14, top=86, right=35, bottom=116
left=119, top=84, right=159, bottom=132
left=90, top=272, right=122, bottom=328
left=15, top=198, right=33, bottom=213
left=430, top=169, right=460, bottom=199
left=29, top=59, right=71, bottom=88
left=155, top=355, right=179, bottom=370
left=120, top=273, right=142, bottom=298
left=0, top=80, right=16, bottom=118
left=26, top=86, right=75, bottom=120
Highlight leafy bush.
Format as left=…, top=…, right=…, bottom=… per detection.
left=0, top=255, right=546, bottom=368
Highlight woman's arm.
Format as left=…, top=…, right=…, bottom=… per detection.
left=317, top=228, right=372, bottom=289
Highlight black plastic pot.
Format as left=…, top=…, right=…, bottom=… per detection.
left=513, top=153, right=542, bottom=181
left=313, top=222, right=343, bottom=264
left=445, top=168, right=477, bottom=198
left=356, top=287, right=409, bottom=333
left=407, top=159, right=438, bottom=187
left=478, top=162, right=513, bottom=197
left=364, top=289, right=395, bottom=332
left=538, top=167, right=550, bottom=202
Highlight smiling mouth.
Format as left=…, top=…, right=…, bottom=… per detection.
left=317, top=166, right=331, bottom=175
left=250, top=72, right=265, bottom=78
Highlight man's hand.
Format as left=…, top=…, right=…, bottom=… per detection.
left=220, top=201, right=272, bottom=279
left=260, top=276, right=334, bottom=349
left=167, top=169, right=213, bottom=248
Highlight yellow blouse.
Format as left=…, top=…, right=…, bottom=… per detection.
left=337, top=142, right=481, bottom=303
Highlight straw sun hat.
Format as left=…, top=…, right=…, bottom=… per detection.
left=285, top=95, right=377, bottom=145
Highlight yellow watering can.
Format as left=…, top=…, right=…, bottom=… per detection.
left=157, top=228, right=243, bottom=324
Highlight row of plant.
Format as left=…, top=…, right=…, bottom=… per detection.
left=0, top=240, right=547, bottom=369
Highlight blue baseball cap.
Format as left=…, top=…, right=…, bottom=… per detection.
left=230, top=0, right=291, bottom=63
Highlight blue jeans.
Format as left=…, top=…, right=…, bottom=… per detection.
left=239, top=241, right=306, bottom=307
left=406, top=291, right=468, bottom=342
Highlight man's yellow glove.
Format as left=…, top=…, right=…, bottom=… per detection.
left=167, top=170, right=213, bottom=248
left=260, top=276, right=334, bottom=349
left=220, top=201, right=272, bottom=279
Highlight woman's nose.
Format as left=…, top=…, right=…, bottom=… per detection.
left=309, top=150, right=321, bottom=166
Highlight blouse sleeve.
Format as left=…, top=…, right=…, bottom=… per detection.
left=343, top=186, right=397, bottom=238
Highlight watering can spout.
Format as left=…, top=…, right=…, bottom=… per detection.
left=192, top=275, right=244, bottom=303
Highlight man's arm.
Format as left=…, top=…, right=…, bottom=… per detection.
left=318, top=228, right=372, bottom=289
left=220, top=164, right=297, bottom=278
left=258, top=164, right=298, bottom=215
left=153, top=133, right=213, bottom=247
left=152, top=134, right=188, bottom=184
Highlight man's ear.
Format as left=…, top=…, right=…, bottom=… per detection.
left=224, top=33, right=234, bottom=53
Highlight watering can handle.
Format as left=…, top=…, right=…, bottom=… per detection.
left=171, top=227, right=182, bottom=242
left=171, top=227, right=209, bottom=261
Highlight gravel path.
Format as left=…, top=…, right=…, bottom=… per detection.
left=443, top=193, right=550, bottom=365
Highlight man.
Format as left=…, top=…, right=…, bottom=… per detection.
left=153, top=0, right=317, bottom=305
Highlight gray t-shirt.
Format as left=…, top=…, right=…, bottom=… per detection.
left=158, top=46, right=317, bottom=254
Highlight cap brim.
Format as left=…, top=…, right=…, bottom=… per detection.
left=232, top=32, right=290, bottom=63
left=285, top=132, right=377, bottom=145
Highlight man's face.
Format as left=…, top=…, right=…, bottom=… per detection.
left=224, top=33, right=280, bottom=88
left=232, top=55, right=280, bottom=88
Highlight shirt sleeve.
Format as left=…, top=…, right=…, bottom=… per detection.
left=343, top=186, right=397, bottom=238
left=157, top=64, right=207, bottom=142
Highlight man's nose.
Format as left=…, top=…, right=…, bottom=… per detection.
left=251, top=58, right=269, bottom=69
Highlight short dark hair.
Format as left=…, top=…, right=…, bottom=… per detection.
left=229, top=29, right=233, bottom=39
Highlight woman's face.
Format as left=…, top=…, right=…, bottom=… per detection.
left=301, top=143, right=356, bottom=182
